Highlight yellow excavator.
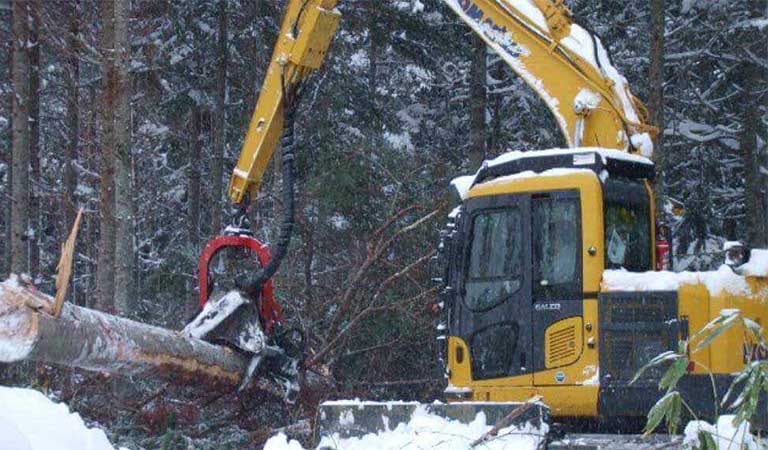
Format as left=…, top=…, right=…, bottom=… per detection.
left=189, top=0, right=768, bottom=433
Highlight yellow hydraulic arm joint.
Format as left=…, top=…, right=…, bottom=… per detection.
left=228, top=0, right=340, bottom=205
left=532, top=0, right=572, bottom=43
left=442, top=0, right=657, bottom=153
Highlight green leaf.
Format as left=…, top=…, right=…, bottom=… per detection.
left=644, top=391, right=680, bottom=435
left=631, top=350, right=680, bottom=385
left=743, top=317, right=764, bottom=338
left=666, top=392, right=682, bottom=435
left=693, top=312, right=741, bottom=353
left=698, top=430, right=717, bottom=450
left=659, top=357, right=689, bottom=392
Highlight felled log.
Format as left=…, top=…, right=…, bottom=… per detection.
left=0, top=276, right=248, bottom=385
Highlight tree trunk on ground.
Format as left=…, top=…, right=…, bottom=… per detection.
left=11, top=0, right=30, bottom=275
left=96, top=0, right=117, bottom=312
left=0, top=280, right=248, bottom=385
left=649, top=0, right=665, bottom=198
left=113, top=0, right=134, bottom=315
left=63, top=0, right=80, bottom=235
left=211, top=0, right=228, bottom=236
left=469, top=34, right=486, bottom=170
left=188, top=108, right=201, bottom=247
left=28, top=0, right=41, bottom=278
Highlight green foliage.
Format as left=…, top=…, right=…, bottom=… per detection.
left=645, top=391, right=683, bottom=435
left=695, top=430, right=718, bottom=450
left=637, top=309, right=768, bottom=445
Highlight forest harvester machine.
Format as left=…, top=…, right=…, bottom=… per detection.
left=186, top=0, right=768, bottom=438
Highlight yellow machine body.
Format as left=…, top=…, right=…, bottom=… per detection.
left=225, top=0, right=767, bottom=424
left=444, top=167, right=768, bottom=418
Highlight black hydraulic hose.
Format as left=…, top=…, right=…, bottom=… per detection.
left=240, top=98, right=299, bottom=297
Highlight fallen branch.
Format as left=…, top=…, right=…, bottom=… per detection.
left=0, top=277, right=247, bottom=385
left=470, top=396, right=543, bottom=447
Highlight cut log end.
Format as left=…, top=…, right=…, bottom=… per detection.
left=0, top=278, right=38, bottom=362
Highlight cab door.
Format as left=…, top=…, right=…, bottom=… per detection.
left=530, top=191, right=585, bottom=385
left=454, top=195, right=533, bottom=384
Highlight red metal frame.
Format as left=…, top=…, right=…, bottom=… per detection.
left=198, top=235, right=284, bottom=334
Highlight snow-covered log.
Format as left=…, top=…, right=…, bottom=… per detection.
left=0, top=277, right=247, bottom=385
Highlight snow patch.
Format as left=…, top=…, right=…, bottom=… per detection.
left=0, top=387, right=123, bottom=450
left=603, top=265, right=752, bottom=297
left=264, top=405, right=547, bottom=450
left=741, top=249, right=768, bottom=278
left=454, top=147, right=650, bottom=197
left=486, top=147, right=653, bottom=169
left=574, top=88, right=601, bottom=113
left=477, top=168, right=595, bottom=189
left=450, top=175, right=474, bottom=200
left=384, top=131, right=414, bottom=152
left=630, top=132, right=654, bottom=158
left=328, top=214, right=351, bottom=231
left=683, top=415, right=765, bottom=450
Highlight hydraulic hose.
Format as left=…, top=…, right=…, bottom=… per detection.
left=240, top=95, right=299, bottom=297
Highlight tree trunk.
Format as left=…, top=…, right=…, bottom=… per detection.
left=211, top=0, right=228, bottom=236
left=368, top=8, right=380, bottom=132
left=469, top=34, right=486, bottom=170
left=28, top=0, right=41, bottom=278
left=96, top=0, right=117, bottom=312
left=0, top=280, right=247, bottom=385
left=10, top=0, right=30, bottom=275
left=740, top=61, right=766, bottom=247
left=63, top=0, right=80, bottom=235
left=3, top=19, right=13, bottom=277
left=488, top=57, right=504, bottom=155
left=113, top=0, right=134, bottom=315
left=740, top=0, right=767, bottom=248
left=188, top=108, right=202, bottom=247
left=649, top=0, right=665, bottom=197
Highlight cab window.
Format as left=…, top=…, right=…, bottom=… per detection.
left=532, top=194, right=582, bottom=298
left=465, top=208, right=522, bottom=311
left=604, top=180, right=652, bottom=272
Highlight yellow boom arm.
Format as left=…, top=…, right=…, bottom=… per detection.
left=228, top=0, right=656, bottom=204
left=228, top=0, right=340, bottom=204
left=443, top=0, right=656, bottom=154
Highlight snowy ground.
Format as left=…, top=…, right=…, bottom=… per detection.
left=1, top=386, right=765, bottom=449
left=0, top=386, right=122, bottom=450
left=265, top=405, right=548, bottom=450
left=684, top=415, right=766, bottom=450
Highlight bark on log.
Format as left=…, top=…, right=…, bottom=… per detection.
left=0, top=277, right=247, bottom=385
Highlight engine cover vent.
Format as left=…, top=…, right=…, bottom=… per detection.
left=545, top=317, right=583, bottom=369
